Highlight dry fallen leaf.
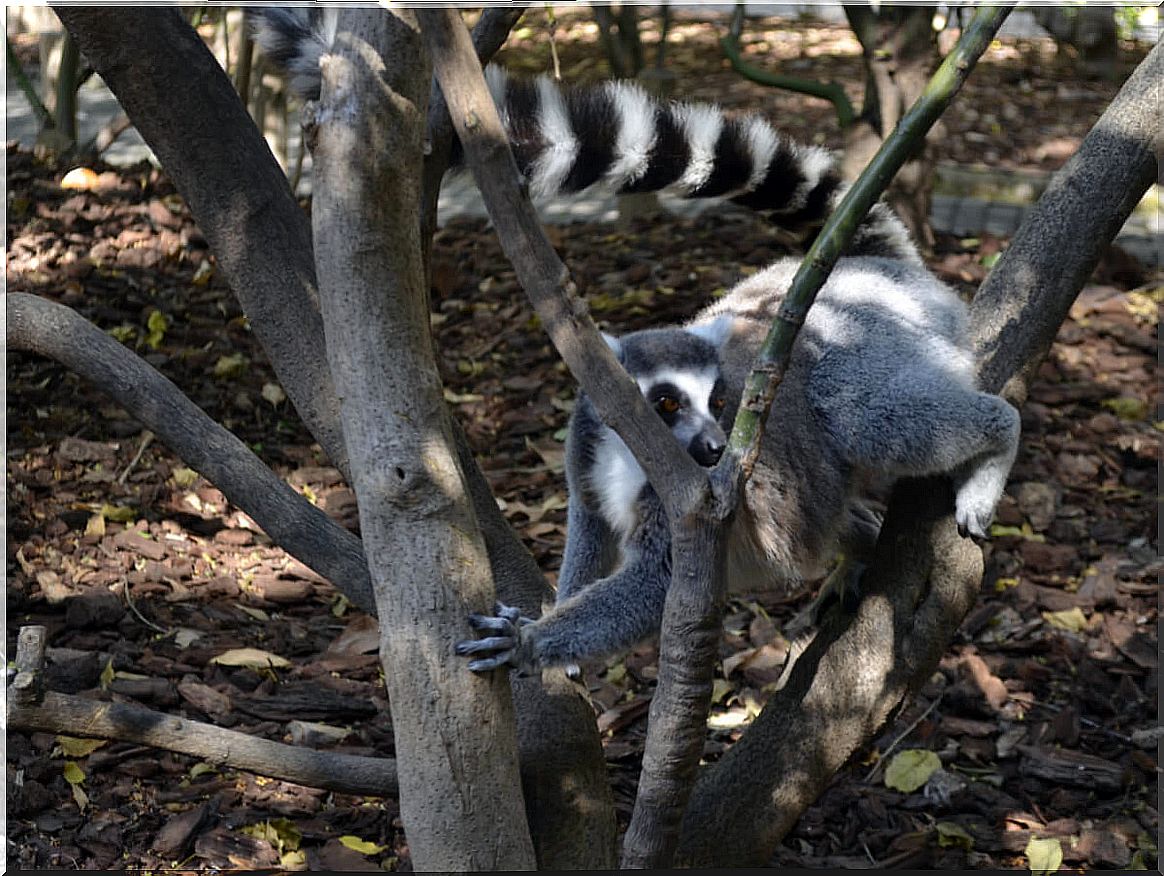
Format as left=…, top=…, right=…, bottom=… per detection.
left=210, top=647, right=291, bottom=669
left=60, top=167, right=100, bottom=190
left=884, top=749, right=941, bottom=793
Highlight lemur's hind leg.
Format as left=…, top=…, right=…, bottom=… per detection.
left=817, top=375, right=1020, bottom=538
left=947, top=399, right=1021, bottom=537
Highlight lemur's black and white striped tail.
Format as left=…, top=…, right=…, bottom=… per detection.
left=250, top=8, right=919, bottom=264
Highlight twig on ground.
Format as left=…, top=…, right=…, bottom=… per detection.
left=863, top=695, right=942, bottom=783
left=9, top=686, right=397, bottom=796
left=117, top=430, right=154, bottom=485
left=121, top=578, right=169, bottom=635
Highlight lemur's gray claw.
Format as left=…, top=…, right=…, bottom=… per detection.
left=455, top=635, right=517, bottom=655
left=493, top=602, right=533, bottom=626
left=458, top=603, right=533, bottom=672
left=467, top=613, right=514, bottom=633
left=467, top=653, right=518, bottom=672
left=457, top=633, right=519, bottom=672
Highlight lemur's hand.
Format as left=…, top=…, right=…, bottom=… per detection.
left=455, top=602, right=533, bottom=672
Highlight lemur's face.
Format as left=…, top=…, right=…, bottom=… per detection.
left=640, top=367, right=729, bottom=466
left=603, top=323, right=732, bottom=468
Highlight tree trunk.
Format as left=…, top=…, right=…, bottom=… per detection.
left=53, top=7, right=616, bottom=867
left=842, top=5, right=939, bottom=251
left=53, top=6, right=350, bottom=478
left=308, top=10, right=534, bottom=869
left=971, top=37, right=1162, bottom=402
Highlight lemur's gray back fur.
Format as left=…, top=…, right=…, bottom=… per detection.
left=249, top=8, right=918, bottom=264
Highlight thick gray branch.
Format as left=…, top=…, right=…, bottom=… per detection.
left=620, top=512, right=729, bottom=867
left=310, top=10, right=534, bottom=869
left=53, top=6, right=349, bottom=477
left=678, top=479, right=980, bottom=865
left=7, top=293, right=376, bottom=614
left=971, top=38, right=1162, bottom=402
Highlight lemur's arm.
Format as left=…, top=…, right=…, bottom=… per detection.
left=458, top=492, right=671, bottom=672
left=555, top=489, right=617, bottom=605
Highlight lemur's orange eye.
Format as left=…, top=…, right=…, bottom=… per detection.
left=710, top=397, right=726, bottom=412
left=656, top=396, right=680, bottom=415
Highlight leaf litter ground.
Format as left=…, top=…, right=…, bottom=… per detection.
left=6, top=16, right=1159, bottom=872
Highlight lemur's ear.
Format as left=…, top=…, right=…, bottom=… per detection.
left=687, top=314, right=735, bottom=349
left=601, top=332, right=623, bottom=360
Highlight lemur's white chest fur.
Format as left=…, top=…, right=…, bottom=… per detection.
left=590, top=432, right=647, bottom=539
left=589, top=367, right=722, bottom=541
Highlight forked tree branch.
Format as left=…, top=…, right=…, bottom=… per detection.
left=418, top=13, right=730, bottom=868
left=625, top=7, right=1010, bottom=867
left=419, top=6, right=1017, bottom=868
left=7, top=292, right=377, bottom=614
left=47, top=9, right=616, bottom=868
left=418, top=14, right=727, bottom=867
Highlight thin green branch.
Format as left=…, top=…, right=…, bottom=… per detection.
left=725, top=5, right=1010, bottom=478
left=721, top=5, right=855, bottom=128
left=6, top=37, right=53, bottom=129
left=54, top=29, right=80, bottom=143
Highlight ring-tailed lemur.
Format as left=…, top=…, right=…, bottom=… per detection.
left=252, top=10, right=1021, bottom=675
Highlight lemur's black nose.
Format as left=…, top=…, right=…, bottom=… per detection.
left=690, top=435, right=725, bottom=467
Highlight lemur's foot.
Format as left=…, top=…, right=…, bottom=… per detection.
left=955, top=506, right=992, bottom=540
left=787, top=556, right=867, bottom=639
left=815, top=556, right=866, bottom=620
left=955, top=465, right=1008, bottom=539
left=455, top=602, right=533, bottom=672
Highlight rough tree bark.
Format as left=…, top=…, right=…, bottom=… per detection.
left=308, top=11, right=534, bottom=868
left=674, top=34, right=1162, bottom=869
left=52, top=6, right=614, bottom=868
left=842, top=5, right=940, bottom=250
